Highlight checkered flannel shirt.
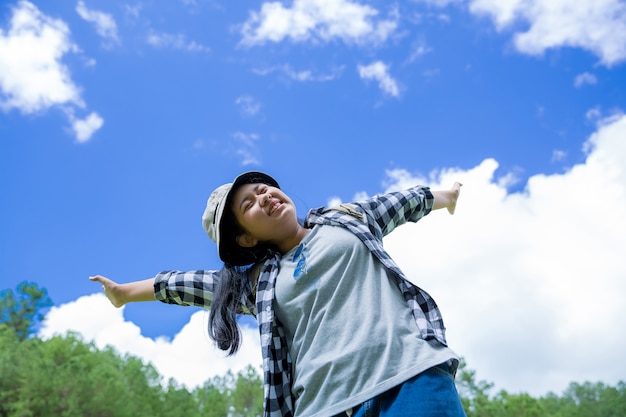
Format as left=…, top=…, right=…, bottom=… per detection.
left=154, top=185, right=448, bottom=417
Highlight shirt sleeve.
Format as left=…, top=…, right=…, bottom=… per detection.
left=154, top=270, right=219, bottom=308
left=356, top=186, right=434, bottom=238
left=154, top=269, right=257, bottom=315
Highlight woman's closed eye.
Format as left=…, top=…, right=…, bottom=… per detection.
left=243, top=187, right=266, bottom=211
left=238, top=184, right=269, bottom=213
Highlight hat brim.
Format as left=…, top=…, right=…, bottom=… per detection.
left=231, top=171, right=279, bottom=192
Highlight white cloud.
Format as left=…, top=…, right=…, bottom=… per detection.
left=383, top=113, right=626, bottom=395
left=574, top=72, right=598, bottom=87
left=584, top=107, right=622, bottom=126
left=0, top=1, right=102, bottom=142
left=75, top=0, right=120, bottom=46
left=585, top=106, right=602, bottom=121
left=70, top=111, right=104, bottom=143
left=551, top=149, right=567, bottom=162
left=39, top=294, right=262, bottom=388
left=406, top=40, right=433, bottom=63
left=147, top=31, right=210, bottom=53
left=468, top=0, right=523, bottom=29
left=468, top=0, right=626, bottom=66
left=495, top=168, right=522, bottom=189
left=233, top=131, right=261, bottom=166
left=235, top=95, right=261, bottom=117
left=239, top=0, right=398, bottom=46
left=414, top=0, right=463, bottom=6
left=326, top=196, right=342, bottom=207
left=252, top=63, right=344, bottom=82
left=357, top=61, right=400, bottom=97
left=123, top=4, right=142, bottom=20
left=0, top=1, right=83, bottom=114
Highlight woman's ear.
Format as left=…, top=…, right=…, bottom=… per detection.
left=236, top=233, right=259, bottom=248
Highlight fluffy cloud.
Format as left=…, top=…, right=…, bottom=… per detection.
left=146, top=31, right=210, bottom=53
left=232, top=131, right=262, bottom=166
left=0, top=1, right=102, bottom=142
left=252, top=63, right=345, bottom=82
left=76, top=0, right=120, bottom=46
left=468, top=0, right=626, bottom=66
left=357, top=61, right=400, bottom=97
left=69, top=111, right=104, bottom=143
left=0, top=1, right=82, bottom=113
left=239, top=0, right=398, bottom=46
left=574, top=72, right=598, bottom=88
left=235, top=95, right=262, bottom=117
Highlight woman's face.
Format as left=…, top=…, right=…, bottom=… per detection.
left=230, top=182, right=299, bottom=248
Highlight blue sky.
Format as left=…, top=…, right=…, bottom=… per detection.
left=2, top=0, right=626, bottom=397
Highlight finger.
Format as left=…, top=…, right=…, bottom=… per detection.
left=89, top=275, right=100, bottom=282
left=89, top=275, right=106, bottom=284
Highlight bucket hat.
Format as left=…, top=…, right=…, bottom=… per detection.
left=202, top=171, right=279, bottom=265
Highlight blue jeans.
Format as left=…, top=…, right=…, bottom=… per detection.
left=334, top=363, right=467, bottom=417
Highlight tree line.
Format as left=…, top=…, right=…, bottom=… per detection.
left=1, top=282, right=624, bottom=416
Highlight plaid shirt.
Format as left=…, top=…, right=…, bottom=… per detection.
left=155, top=185, right=448, bottom=417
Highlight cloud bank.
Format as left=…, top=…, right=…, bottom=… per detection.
left=468, top=0, right=626, bottom=66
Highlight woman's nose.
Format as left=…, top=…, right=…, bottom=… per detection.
left=260, top=192, right=271, bottom=205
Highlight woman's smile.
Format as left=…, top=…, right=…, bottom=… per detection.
left=269, top=200, right=283, bottom=215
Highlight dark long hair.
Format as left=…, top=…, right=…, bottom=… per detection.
left=208, top=264, right=249, bottom=355
left=207, top=184, right=275, bottom=355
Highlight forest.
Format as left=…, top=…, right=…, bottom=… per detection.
left=1, top=282, right=624, bottom=417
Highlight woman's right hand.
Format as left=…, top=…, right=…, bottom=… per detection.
left=89, top=275, right=126, bottom=308
left=432, top=182, right=463, bottom=215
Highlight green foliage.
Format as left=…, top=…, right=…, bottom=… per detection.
left=159, top=379, right=201, bottom=417
left=456, top=359, right=626, bottom=417
left=0, top=328, right=162, bottom=417
left=0, top=326, right=263, bottom=417
left=0, top=281, right=53, bottom=341
left=455, top=357, right=495, bottom=415
left=231, top=365, right=264, bottom=417
left=194, top=367, right=264, bottom=417
left=554, top=381, right=626, bottom=417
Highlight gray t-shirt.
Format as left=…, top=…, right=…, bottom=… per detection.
left=274, top=224, right=456, bottom=417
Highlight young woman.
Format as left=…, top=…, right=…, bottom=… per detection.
left=91, top=171, right=466, bottom=417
